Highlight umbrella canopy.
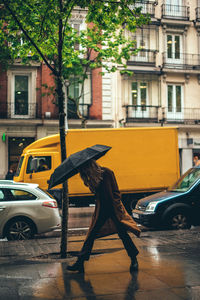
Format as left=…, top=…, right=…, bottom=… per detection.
left=48, top=144, right=111, bottom=189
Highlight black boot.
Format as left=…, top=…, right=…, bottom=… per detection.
left=67, top=258, right=84, bottom=273
left=130, top=257, right=138, bottom=273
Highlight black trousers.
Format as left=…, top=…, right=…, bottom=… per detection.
left=79, top=211, right=139, bottom=261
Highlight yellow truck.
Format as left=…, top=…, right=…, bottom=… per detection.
left=14, top=127, right=180, bottom=212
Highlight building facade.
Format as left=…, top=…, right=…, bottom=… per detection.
left=114, top=0, right=200, bottom=174
left=1, top=0, right=200, bottom=178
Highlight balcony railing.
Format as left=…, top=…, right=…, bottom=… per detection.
left=163, top=52, right=200, bottom=70
left=0, top=102, right=39, bottom=119
left=123, top=105, right=161, bottom=123
left=128, top=49, right=156, bottom=66
left=67, top=102, right=91, bottom=119
left=196, top=7, right=200, bottom=21
left=129, top=1, right=156, bottom=17
left=0, top=102, right=91, bottom=120
left=124, top=106, right=200, bottom=125
left=162, top=107, right=200, bottom=124
left=161, top=4, right=189, bottom=20
left=79, top=103, right=91, bottom=119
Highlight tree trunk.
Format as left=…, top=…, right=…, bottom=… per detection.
left=57, top=75, right=69, bottom=258
left=57, top=0, right=69, bottom=258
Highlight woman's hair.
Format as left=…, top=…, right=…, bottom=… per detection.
left=79, top=160, right=103, bottom=193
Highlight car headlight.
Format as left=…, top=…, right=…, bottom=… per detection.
left=145, top=201, right=157, bottom=212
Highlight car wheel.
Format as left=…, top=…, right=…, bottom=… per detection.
left=165, top=210, right=191, bottom=230
left=5, top=218, right=36, bottom=241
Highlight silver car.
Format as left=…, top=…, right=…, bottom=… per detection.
left=0, top=180, right=61, bottom=240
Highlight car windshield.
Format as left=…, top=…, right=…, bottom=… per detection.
left=15, top=156, right=24, bottom=177
left=168, top=168, right=200, bottom=192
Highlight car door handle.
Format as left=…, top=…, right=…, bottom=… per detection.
left=0, top=206, right=6, bottom=211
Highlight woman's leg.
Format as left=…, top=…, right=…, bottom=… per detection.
left=111, top=214, right=139, bottom=272
left=67, top=213, right=108, bottom=272
left=79, top=213, right=108, bottom=260
left=111, top=214, right=139, bottom=259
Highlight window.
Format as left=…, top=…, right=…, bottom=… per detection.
left=167, top=84, right=183, bottom=119
left=66, top=76, right=91, bottom=119
left=7, top=68, right=37, bottom=118
left=132, top=34, right=148, bottom=62
left=131, top=82, right=148, bottom=117
left=15, top=156, right=24, bottom=177
left=132, top=82, right=147, bottom=107
left=8, top=137, right=34, bottom=174
left=70, top=21, right=86, bottom=53
left=73, top=24, right=80, bottom=51
left=3, top=189, right=36, bottom=201
left=26, top=156, right=51, bottom=174
left=67, top=79, right=80, bottom=119
left=69, top=79, right=80, bottom=101
left=165, top=0, right=182, bottom=17
left=0, top=190, right=4, bottom=201
left=14, top=75, right=28, bottom=115
left=132, top=1, right=150, bottom=14
left=167, top=34, right=182, bottom=62
left=134, top=0, right=148, bottom=14
left=132, top=82, right=138, bottom=106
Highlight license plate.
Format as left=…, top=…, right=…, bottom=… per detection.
left=132, top=212, right=139, bottom=219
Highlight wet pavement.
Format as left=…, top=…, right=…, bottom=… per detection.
left=0, top=227, right=200, bottom=299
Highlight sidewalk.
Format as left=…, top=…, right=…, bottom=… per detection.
left=0, top=227, right=200, bottom=299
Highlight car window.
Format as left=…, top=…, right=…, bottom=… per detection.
left=36, top=187, right=54, bottom=199
left=15, top=156, right=24, bottom=177
left=26, top=156, right=51, bottom=174
left=3, top=189, right=37, bottom=201
left=168, top=168, right=200, bottom=192
left=0, top=189, right=4, bottom=201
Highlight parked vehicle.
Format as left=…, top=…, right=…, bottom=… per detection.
left=132, top=167, right=200, bottom=230
left=14, top=127, right=180, bottom=212
left=0, top=180, right=61, bottom=240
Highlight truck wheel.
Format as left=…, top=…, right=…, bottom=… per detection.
left=164, top=210, right=191, bottom=230
left=5, top=218, right=36, bottom=240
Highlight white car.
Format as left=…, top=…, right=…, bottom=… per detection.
left=0, top=180, right=61, bottom=240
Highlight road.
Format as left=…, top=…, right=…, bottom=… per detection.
left=67, top=206, right=95, bottom=230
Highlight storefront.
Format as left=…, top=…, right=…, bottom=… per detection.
left=8, top=137, right=35, bottom=174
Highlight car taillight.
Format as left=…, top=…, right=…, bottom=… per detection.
left=42, top=200, right=58, bottom=208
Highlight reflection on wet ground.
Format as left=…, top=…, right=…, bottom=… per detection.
left=0, top=228, right=200, bottom=299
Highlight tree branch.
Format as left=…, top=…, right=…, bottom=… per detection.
left=2, top=0, right=58, bottom=76
left=62, top=0, right=75, bottom=42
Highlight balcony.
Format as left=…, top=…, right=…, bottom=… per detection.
left=0, top=101, right=91, bottom=120
left=162, top=52, right=200, bottom=70
left=123, top=106, right=200, bottom=125
left=162, top=107, right=200, bottom=125
left=0, top=102, right=39, bottom=119
left=129, top=1, right=156, bottom=17
left=161, top=4, right=189, bottom=20
left=67, top=101, right=91, bottom=120
left=128, top=49, right=157, bottom=66
left=123, top=105, right=161, bottom=123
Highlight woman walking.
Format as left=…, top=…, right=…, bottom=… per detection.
left=67, top=160, right=141, bottom=273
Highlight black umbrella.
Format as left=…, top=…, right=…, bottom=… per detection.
left=48, top=144, right=111, bottom=189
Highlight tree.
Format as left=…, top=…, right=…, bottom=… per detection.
left=0, top=0, right=149, bottom=258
